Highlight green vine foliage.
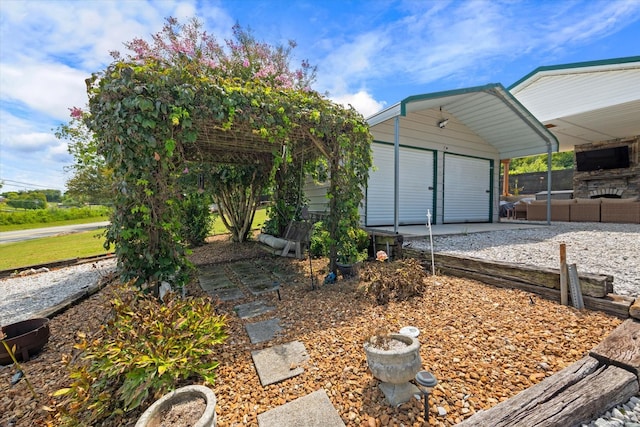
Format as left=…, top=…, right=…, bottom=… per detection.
left=85, top=24, right=372, bottom=288
left=86, top=60, right=199, bottom=291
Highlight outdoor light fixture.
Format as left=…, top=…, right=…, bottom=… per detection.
left=415, top=370, right=438, bottom=424
left=438, top=118, right=449, bottom=128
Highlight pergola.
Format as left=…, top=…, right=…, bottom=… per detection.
left=86, top=60, right=372, bottom=288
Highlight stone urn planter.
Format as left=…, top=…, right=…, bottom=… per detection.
left=363, top=333, right=421, bottom=406
left=135, top=385, right=217, bottom=427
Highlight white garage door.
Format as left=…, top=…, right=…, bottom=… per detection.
left=443, top=154, right=491, bottom=223
left=367, top=144, right=434, bottom=226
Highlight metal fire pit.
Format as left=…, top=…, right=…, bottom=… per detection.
left=0, top=318, right=50, bottom=365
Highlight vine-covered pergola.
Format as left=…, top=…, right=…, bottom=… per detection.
left=86, top=58, right=372, bottom=289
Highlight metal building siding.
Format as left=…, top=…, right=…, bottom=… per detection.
left=398, top=147, right=434, bottom=224
left=366, top=143, right=434, bottom=226
left=443, top=154, right=491, bottom=223
left=366, top=144, right=395, bottom=226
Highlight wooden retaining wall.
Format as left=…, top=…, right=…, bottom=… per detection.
left=404, top=249, right=638, bottom=319
left=402, top=249, right=640, bottom=426
left=457, top=320, right=640, bottom=426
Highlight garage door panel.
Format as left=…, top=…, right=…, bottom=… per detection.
left=444, top=154, right=490, bottom=223
left=367, top=144, right=434, bottom=226
left=399, top=148, right=433, bottom=224
left=367, top=144, right=394, bottom=226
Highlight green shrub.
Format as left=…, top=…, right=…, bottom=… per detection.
left=179, top=192, right=214, bottom=247
left=309, top=221, right=331, bottom=257
left=0, top=206, right=111, bottom=226
left=54, top=284, right=227, bottom=425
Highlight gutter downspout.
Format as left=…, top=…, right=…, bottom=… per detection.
left=546, top=144, right=552, bottom=225
left=394, top=116, right=400, bottom=233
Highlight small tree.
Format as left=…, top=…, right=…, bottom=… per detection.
left=56, top=111, right=113, bottom=205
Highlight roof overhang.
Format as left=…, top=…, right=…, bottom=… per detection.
left=367, top=83, right=557, bottom=159
left=509, top=56, right=640, bottom=151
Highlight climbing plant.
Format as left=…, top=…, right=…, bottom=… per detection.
left=83, top=17, right=372, bottom=291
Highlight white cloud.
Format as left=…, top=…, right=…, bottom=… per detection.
left=4, top=132, right=56, bottom=152
left=330, top=90, right=386, bottom=118
left=0, top=59, right=89, bottom=120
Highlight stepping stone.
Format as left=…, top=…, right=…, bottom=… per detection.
left=257, top=389, right=345, bottom=427
left=198, top=267, right=244, bottom=301
left=234, top=301, right=275, bottom=319
left=245, top=318, right=282, bottom=344
left=246, top=279, right=281, bottom=298
left=251, top=341, right=309, bottom=386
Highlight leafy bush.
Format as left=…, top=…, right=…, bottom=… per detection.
left=359, top=258, right=428, bottom=304
left=309, top=221, right=331, bottom=257
left=0, top=206, right=111, bottom=226
left=55, top=284, right=227, bottom=425
left=310, top=221, right=369, bottom=263
left=179, top=192, right=214, bottom=247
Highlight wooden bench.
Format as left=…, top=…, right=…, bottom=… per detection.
left=257, top=220, right=313, bottom=259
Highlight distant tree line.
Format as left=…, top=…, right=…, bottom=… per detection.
left=506, top=151, right=574, bottom=174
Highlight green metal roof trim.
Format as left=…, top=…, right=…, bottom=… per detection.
left=508, top=55, right=640, bottom=90
left=367, top=83, right=558, bottom=158
left=399, top=83, right=502, bottom=116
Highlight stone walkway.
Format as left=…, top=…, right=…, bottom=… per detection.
left=198, top=260, right=345, bottom=427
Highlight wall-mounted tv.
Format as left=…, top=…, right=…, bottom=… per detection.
left=575, top=146, right=630, bottom=172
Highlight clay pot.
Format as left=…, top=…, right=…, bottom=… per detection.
left=135, top=385, right=217, bottom=427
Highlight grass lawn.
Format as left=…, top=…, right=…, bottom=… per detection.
left=0, top=229, right=112, bottom=271
left=0, top=207, right=269, bottom=270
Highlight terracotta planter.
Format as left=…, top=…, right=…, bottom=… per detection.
left=364, top=333, right=421, bottom=406
left=135, top=385, right=217, bottom=427
left=1, top=318, right=50, bottom=365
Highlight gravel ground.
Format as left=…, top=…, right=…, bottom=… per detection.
left=405, top=222, right=640, bottom=297
left=0, top=230, right=637, bottom=426
left=0, top=259, right=116, bottom=326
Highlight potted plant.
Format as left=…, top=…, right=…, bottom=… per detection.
left=135, top=384, right=217, bottom=427
left=335, top=228, right=368, bottom=277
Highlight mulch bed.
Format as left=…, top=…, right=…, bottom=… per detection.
left=0, top=235, right=622, bottom=426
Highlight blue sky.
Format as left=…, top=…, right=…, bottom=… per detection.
left=1, top=0, right=640, bottom=193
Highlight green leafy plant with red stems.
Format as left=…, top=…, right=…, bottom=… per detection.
left=54, top=283, right=227, bottom=425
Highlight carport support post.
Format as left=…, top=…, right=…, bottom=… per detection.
left=546, top=144, right=552, bottom=225
left=501, top=159, right=511, bottom=197
left=394, top=116, right=400, bottom=233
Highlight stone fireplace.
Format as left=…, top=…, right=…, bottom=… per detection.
left=573, top=136, right=640, bottom=199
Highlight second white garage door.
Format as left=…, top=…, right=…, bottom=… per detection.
left=443, top=153, right=491, bottom=223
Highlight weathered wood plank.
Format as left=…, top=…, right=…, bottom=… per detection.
left=630, top=298, right=640, bottom=320
left=431, top=266, right=631, bottom=318
left=590, top=319, right=640, bottom=377
left=428, top=252, right=612, bottom=297
left=458, top=356, right=639, bottom=427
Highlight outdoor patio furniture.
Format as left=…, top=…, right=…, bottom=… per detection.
left=570, top=198, right=601, bottom=222
left=527, top=199, right=572, bottom=221
left=600, top=198, right=640, bottom=223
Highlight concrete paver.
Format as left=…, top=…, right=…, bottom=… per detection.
left=251, top=341, right=309, bottom=386
left=257, top=389, right=345, bottom=427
